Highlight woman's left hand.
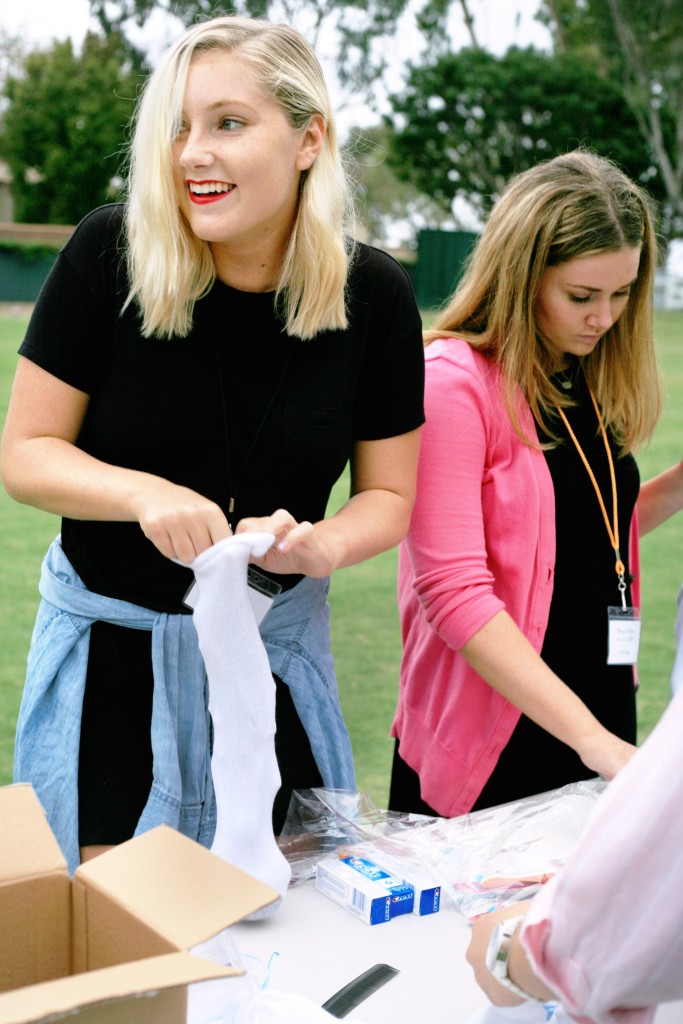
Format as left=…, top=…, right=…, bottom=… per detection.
left=235, top=508, right=339, bottom=577
left=466, top=904, right=530, bottom=1006
left=235, top=430, right=422, bottom=577
left=236, top=430, right=421, bottom=577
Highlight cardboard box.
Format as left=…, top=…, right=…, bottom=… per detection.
left=0, top=784, right=279, bottom=1024
left=315, top=852, right=414, bottom=925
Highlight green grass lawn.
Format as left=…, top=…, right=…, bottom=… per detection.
left=0, top=316, right=62, bottom=783
left=1, top=309, right=682, bottom=806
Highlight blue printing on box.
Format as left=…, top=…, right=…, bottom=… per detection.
left=417, top=884, right=441, bottom=916
left=316, top=854, right=415, bottom=924
left=339, top=855, right=414, bottom=920
left=353, top=845, right=442, bottom=916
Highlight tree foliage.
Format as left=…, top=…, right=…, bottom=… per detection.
left=0, top=33, right=140, bottom=224
left=0, top=29, right=28, bottom=96
left=3, top=0, right=679, bottom=244
left=385, top=45, right=659, bottom=223
left=346, top=125, right=453, bottom=248
left=538, top=0, right=683, bottom=237
left=87, top=0, right=421, bottom=100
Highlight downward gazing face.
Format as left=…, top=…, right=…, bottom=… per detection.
left=534, top=246, right=642, bottom=369
left=172, top=49, right=323, bottom=285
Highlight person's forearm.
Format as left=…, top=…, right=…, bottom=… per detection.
left=2, top=435, right=154, bottom=521
left=637, top=458, right=683, bottom=535
left=2, top=435, right=232, bottom=563
left=461, top=610, right=635, bottom=777
left=313, top=486, right=414, bottom=571
left=302, top=427, right=420, bottom=573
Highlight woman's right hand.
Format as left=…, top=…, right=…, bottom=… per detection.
left=132, top=477, right=233, bottom=563
left=576, top=729, right=638, bottom=781
left=461, top=610, right=640, bottom=784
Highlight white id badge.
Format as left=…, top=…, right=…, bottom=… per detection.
left=607, top=606, right=641, bottom=665
left=183, top=579, right=198, bottom=610
left=246, top=566, right=282, bottom=624
left=182, top=567, right=281, bottom=626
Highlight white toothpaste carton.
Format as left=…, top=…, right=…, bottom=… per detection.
left=315, top=852, right=415, bottom=925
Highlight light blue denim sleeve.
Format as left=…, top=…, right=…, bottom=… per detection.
left=260, top=575, right=356, bottom=792
left=14, top=536, right=215, bottom=873
left=15, top=538, right=354, bottom=874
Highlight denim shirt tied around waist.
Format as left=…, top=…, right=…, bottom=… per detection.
left=14, top=536, right=355, bottom=874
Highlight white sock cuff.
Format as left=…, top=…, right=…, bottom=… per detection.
left=190, top=531, right=275, bottom=574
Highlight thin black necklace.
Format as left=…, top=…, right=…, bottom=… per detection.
left=213, top=325, right=292, bottom=532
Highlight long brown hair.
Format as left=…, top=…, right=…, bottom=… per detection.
left=427, top=150, right=661, bottom=452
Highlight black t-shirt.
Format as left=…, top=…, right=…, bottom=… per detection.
left=538, top=367, right=640, bottom=735
left=20, top=204, right=425, bottom=613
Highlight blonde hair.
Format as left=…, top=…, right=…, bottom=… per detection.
left=428, top=150, right=662, bottom=452
left=124, top=16, right=353, bottom=340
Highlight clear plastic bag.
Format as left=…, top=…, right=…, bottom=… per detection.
left=278, top=780, right=606, bottom=918
left=277, top=787, right=440, bottom=888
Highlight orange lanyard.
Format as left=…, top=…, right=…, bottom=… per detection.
left=555, top=385, right=628, bottom=608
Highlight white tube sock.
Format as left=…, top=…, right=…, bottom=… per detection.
left=189, top=533, right=292, bottom=907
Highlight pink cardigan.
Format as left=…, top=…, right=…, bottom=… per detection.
left=393, top=338, right=641, bottom=818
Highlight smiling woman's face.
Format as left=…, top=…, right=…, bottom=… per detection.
left=172, top=49, right=321, bottom=278
left=534, top=246, right=642, bottom=368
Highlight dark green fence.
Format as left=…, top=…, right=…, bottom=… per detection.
left=0, top=229, right=478, bottom=309
left=0, top=248, right=57, bottom=302
left=411, top=228, right=477, bottom=311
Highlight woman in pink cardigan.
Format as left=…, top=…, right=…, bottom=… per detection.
left=390, top=150, right=683, bottom=819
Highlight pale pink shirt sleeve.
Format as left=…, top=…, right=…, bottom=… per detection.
left=520, top=687, right=683, bottom=1024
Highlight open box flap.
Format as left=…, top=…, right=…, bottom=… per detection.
left=0, top=951, right=238, bottom=1024
left=0, top=785, right=67, bottom=883
left=74, top=825, right=280, bottom=947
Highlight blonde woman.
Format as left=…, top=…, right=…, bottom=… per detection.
left=1, top=16, right=424, bottom=872
left=390, top=150, right=683, bottom=819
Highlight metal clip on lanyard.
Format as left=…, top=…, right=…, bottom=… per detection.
left=555, top=383, right=627, bottom=609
